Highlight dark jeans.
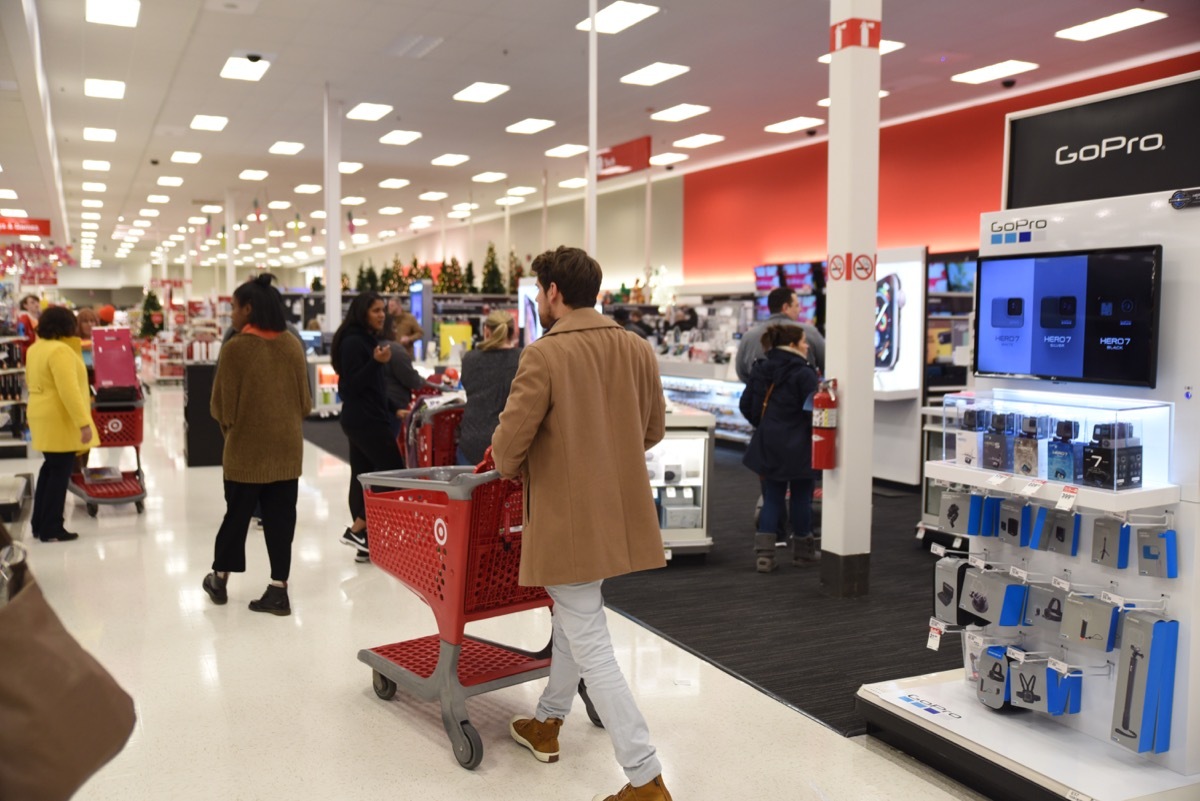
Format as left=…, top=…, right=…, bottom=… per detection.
left=758, top=477, right=815, bottom=539
left=343, top=424, right=405, bottom=523
left=212, top=478, right=299, bottom=582
left=33, top=451, right=76, bottom=539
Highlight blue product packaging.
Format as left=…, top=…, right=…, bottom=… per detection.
left=1091, top=517, right=1130, bottom=569
left=982, top=496, right=1002, bottom=537
left=1112, top=613, right=1179, bottom=754
left=1032, top=508, right=1080, bottom=556
left=966, top=494, right=985, bottom=536
left=1046, top=668, right=1083, bottom=715
left=998, top=498, right=1031, bottom=547
left=1137, top=528, right=1179, bottom=579
left=1047, top=439, right=1084, bottom=483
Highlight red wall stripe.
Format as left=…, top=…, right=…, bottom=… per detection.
left=682, top=53, right=1200, bottom=283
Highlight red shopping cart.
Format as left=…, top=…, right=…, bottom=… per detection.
left=356, top=464, right=599, bottom=769
left=405, top=399, right=465, bottom=467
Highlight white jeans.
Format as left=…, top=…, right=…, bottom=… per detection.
left=536, top=581, right=662, bottom=787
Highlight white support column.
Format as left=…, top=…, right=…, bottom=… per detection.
left=541, top=169, right=549, bottom=253
left=503, top=201, right=512, bottom=283
left=585, top=0, right=597, bottom=255
left=821, top=0, right=882, bottom=597
left=643, top=170, right=653, bottom=279
left=224, top=190, right=236, bottom=296
left=183, top=234, right=193, bottom=299
left=324, top=83, right=343, bottom=331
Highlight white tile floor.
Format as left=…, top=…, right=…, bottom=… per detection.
left=17, top=387, right=988, bottom=800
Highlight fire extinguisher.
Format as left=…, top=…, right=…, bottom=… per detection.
left=812, top=378, right=838, bottom=470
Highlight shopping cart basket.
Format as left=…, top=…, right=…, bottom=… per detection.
left=404, top=398, right=465, bottom=468
left=356, top=465, right=598, bottom=769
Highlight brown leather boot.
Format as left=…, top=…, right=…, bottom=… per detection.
left=509, top=715, right=562, bottom=763
left=592, top=775, right=673, bottom=801
left=793, top=535, right=821, bottom=565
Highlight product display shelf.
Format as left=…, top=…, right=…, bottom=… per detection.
left=308, top=355, right=340, bottom=418
left=658, top=358, right=748, bottom=444
left=653, top=405, right=716, bottom=556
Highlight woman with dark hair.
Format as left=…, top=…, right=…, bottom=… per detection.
left=739, top=324, right=821, bottom=573
left=332, top=292, right=404, bottom=562
left=457, top=309, right=520, bottom=465
left=26, top=306, right=96, bottom=542
left=202, top=274, right=311, bottom=615
left=380, top=313, right=436, bottom=440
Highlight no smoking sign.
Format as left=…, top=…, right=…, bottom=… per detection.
left=825, top=252, right=876, bottom=281
left=853, top=254, right=876, bottom=280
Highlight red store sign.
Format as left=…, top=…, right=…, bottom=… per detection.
left=597, top=136, right=651, bottom=181
left=0, top=217, right=52, bottom=236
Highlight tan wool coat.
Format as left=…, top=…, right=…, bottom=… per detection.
left=492, top=307, right=667, bottom=587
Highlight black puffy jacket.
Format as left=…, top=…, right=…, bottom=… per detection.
left=739, top=347, right=820, bottom=480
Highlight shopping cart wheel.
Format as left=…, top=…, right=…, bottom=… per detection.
left=135, top=501, right=145, bottom=514
left=86, top=503, right=99, bottom=518
left=371, top=671, right=397, bottom=701
left=578, top=679, right=604, bottom=728
left=452, top=721, right=483, bottom=770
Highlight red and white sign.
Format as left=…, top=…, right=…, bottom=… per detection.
left=597, top=136, right=651, bottom=181
left=826, top=252, right=877, bottom=280
left=829, top=18, right=881, bottom=53
left=21, top=264, right=58, bottom=285
left=827, top=254, right=846, bottom=281
left=150, top=278, right=188, bottom=288
left=0, top=217, right=52, bottom=236
left=852, top=253, right=877, bottom=280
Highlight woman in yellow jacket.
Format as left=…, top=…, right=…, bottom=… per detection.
left=26, top=306, right=96, bottom=542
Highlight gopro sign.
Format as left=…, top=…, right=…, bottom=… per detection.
left=1055, top=133, right=1164, bottom=165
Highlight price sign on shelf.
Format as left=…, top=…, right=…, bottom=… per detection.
left=1056, top=485, right=1079, bottom=511
left=931, top=543, right=947, bottom=557
left=966, top=633, right=985, bottom=649
left=1049, top=658, right=1071, bottom=675
left=1052, top=576, right=1071, bottom=591
left=1009, top=566, right=1028, bottom=581
left=1101, top=591, right=1125, bottom=606
left=1019, top=479, right=1047, bottom=497
left=927, top=617, right=945, bottom=651
left=1006, top=647, right=1027, bottom=663
left=987, top=473, right=1011, bottom=487
left=968, top=555, right=987, bottom=570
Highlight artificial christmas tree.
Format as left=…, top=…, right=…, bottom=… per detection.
left=354, top=266, right=368, bottom=292
left=464, top=260, right=476, bottom=293
left=138, top=290, right=164, bottom=338
left=480, top=242, right=505, bottom=294
left=437, top=257, right=467, bottom=293
left=507, top=249, right=524, bottom=294
left=365, top=265, right=380, bottom=292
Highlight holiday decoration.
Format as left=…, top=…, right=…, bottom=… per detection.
left=480, top=243, right=505, bottom=294
left=138, top=290, right=164, bottom=338
left=464, top=260, right=476, bottom=293
left=507, top=249, right=524, bottom=294
left=437, top=257, right=467, bottom=294
left=409, top=256, right=433, bottom=282
left=365, top=265, right=379, bottom=292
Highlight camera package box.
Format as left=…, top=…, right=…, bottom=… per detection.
left=1021, top=583, right=1066, bottom=634
left=1059, top=595, right=1121, bottom=652
left=963, top=633, right=987, bottom=683
left=961, top=568, right=1028, bottom=626
left=938, top=491, right=971, bottom=535
left=983, top=413, right=1017, bottom=472
left=1030, top=507, right=1080, bottom=556
left=1111, top=612, right=1179, bottom=754
left=1046, top=668, right=1083, bottom=716
left=1047, top=420, right=1084, bottom=483
left=1013, top=415, right=1054, bottom=478
left=997, top=498, right=1032, bottom=548
left=956, top=408, right=991, bottom=469
left=1137, top=527, right=1179, bottom=579
left=1091, top=517, right=1131, bottom=569
left=1009, top=657, right=1049, bottom=713
left=934, top=558, right=988, bottom=626
left=965, top=493, right=990, bottom=536
left=1082, top=423, right=1142, bottom=490
left=976, top=646, right=1011, bottom=709
left=982, top=496, right=1003, bottom=537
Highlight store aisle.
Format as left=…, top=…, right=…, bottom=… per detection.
left=17, top=387, right=985, bottom=801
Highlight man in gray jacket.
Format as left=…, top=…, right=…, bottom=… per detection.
left=735, top=287, right=825, bottom=381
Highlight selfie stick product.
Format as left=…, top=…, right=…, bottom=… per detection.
left=1115, top=646, right=1145, bottom=739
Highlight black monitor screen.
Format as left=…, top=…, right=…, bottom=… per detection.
left=974, top=245, right=1162, bottom=388
left=754, top=264, right=782, bottom=292
left=299, top=330, right=321, bottom=354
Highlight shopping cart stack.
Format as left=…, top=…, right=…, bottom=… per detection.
left=69, top=328, right=147, bottom=516
left=356, top=465, right=552, bottom=769
left=405, top=398, right=465, bottom=468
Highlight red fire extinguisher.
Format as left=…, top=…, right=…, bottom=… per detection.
left=812, top=378, right=838, bottom=470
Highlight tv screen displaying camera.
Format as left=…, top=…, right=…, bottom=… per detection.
left=974, top=245, right=1162, bottom=388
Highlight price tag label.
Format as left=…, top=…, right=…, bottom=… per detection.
left=987, top=473, right=1011, bottom=487
left=1052, top=576, right=1071, bottom=591
left=966, top=633, right=985, bottom=649
left=931, top=543, right=947, bottom=557
left=1056, top=485, right=1079, bottom=511
left=1066, top=789, right=1095, bottom=801
left=1006, top=647, right=1027, bottom=663
left=952, top=537, right=963, bottom=550
left=1101, top=591, right=1125, bottom=606
left=1019, top=479, right=1047, bottom=497
left=1048, top=658, right=1071, bottom=675
left=1009, top=566, right=1028, bottom=581
left=968, top=555, right=987, bottom=570
left=927, top=617, right=945, bottom=651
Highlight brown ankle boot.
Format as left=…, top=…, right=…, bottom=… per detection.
left=793, top=535, right=821, bottom=565
left=592, top=775, right=673, bottom=801
left=510, top=715, right=562, bottom=763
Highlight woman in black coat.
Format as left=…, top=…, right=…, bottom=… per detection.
left=331, top=292, right=405, bottom=563
left=739, top=324, right=821, bottom=573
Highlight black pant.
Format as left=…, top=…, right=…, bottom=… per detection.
left=212, top=478, right=299, bottom=582
left=33, top=451, right=76, bottom=539
left=343, top=424, right=404, bottom=523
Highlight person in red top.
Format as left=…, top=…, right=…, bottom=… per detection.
left=17, top=294, right=40, bottom=358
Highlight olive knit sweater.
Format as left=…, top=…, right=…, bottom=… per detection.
left=210, top=331, right=312, bottom=483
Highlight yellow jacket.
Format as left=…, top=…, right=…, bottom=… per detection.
left=26, top=337, right=97, bottom=453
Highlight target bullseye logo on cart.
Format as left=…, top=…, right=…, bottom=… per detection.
left=434, top=518, right=448, bottom=546
left=106, top=418, right=123, bottom=435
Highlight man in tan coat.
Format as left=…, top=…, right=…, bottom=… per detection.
left=492, top=247, right=672, bottom=801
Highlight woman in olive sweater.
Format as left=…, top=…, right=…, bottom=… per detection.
left=203, top=274, right=311, bottom=615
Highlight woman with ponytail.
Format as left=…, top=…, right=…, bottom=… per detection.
left=457, top=309, right=520, bottom=465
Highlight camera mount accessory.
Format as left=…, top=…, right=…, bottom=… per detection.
left=1137, top=527, right=1179, bottom=579
left=1114, top=645, right=1144, bottom=740
left=937, top=581, right=955, bottom=607
left=946, top=503, right=960, bottom=528
left=1016, top=672, right=1042, bottom=705
left=1044, top=597, right=1063, bottom=622
left=970, top=590, right=989, bottom=614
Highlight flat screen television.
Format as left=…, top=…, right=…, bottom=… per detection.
left=973, top=245, right=1162, bottom=388
left=781, top=263, right=814, bottom=293
left=754, top=264, right=782, bottom=292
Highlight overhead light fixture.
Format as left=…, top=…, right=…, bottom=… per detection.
left=506, top=118, right=556, bottom=134
left=293, top=184, right=321, bottom=194
left=576, top=2, right=659, bottom=34
left=82, top=160, right=111, bottom=171
left=764, top=115, right=826, bottom=134
left=472, top=172, right=507, bottom=183
left=1056, top=9, right=1167, bottom=41
left=170, top=151, right=202, bottom=164
left=951, top=60, right=1039, bottom=85
left=452, top=203, right=480, bottom=211
left=418, top=191, right=448, bottom=201
left=816, top=90, right=889, bottom=107
left=267, top=200, right=291, bottom=210
left=86, top=0, right=141, bottom=27
left=379, top=130, right=422, bottom=146
left=310, top=210, right=326, bottom=219
left=431, top=153, right=470, bottom=166
left=352, top=218, right=368, bottom=226
left=621, top=62, right=689, bottom=86
left=507, top=186, right=537, bottom=196
left=0, top=208, right=27, bottom=217
left=496, top=196, right=525, bottom=206
left=82, top=199, right=104, bottom=208
left=132, top=220, right=151, bottom=228
left=338, top=162, right=363, bottom=174
left=818, top=39, right=905, bottom=64
left=341, top=196, right=366, bottom=205
left=190, top=115, right=229, bottom=131
left=188, top=215, right=209, bottom=224
left=157, top=176, right=183, bottom=186
left=379, top=178, right=410, bottom=189
left=84, top=78, right=125, bottom=99
left=83, top=127, right=117, bottom=142
left=169, top=234, right=185, bottom=241
left=379, top=207, right=403, bottom=215
left=138, top=209, right=159, bottom=217
left=18, top=235, right=41, bottom=242
left=80, top=222, right=100, bottom=230
left=146, top=194, right=169, bottom=203
left=546, top=143, right=588, bottom=158
left=453, top=82, right=510, bottom=103
left=558, top=177, right=588, bottom=189
left=351, top=233, right=370, bottom=245
left=82, top=182, right=107, bottom=192
left=648, top=152, right=688, bottom=166
left=650, top=103, right=710, bottom=122
left=238, top=169, right=268, bottom=181
left=0, top=190, right=16, bottom=200
left=672, top=133, right=724, bottom=149
left=269, top=141, right=304, bottom=155
left=346, top=102, right=393, bottom=121
left=447, top=210, right=471, bottom=219
left=220, top=56, right=271, bottom=82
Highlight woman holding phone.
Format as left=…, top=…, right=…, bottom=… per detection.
left=331, top=292, right=404, bottom=563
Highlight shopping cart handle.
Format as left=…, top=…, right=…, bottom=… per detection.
left=475, top=447, right=495, bottom=474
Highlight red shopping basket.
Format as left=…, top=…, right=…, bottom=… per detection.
left=404, top=400, right=465, bottom=468
left=92, top=407, right=144, bottom=448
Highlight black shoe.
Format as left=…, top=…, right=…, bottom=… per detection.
left=248, top=584, right=290, bottom=616
left=354, top=549, right=370, bottom=563
left=39, top=530, right=79, bottom=543
left=340, top=527, right=368, bottom=551
left=203, top=572, right=228, bottom=605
